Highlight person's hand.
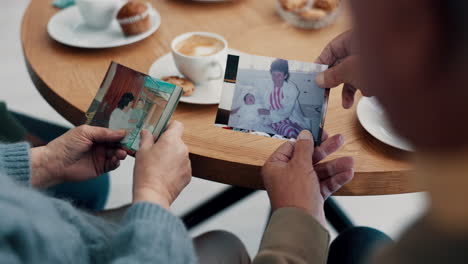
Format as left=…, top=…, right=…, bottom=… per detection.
left=30, top=125, right=128, bottom=188
left=315, top=30, right=372, bottom=109
left=258, top=108, right=270, bottom=115
left=262, top=130, right=354, bottom=225
left=132, top=121, right=191, bottom=209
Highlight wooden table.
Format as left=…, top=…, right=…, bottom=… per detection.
left=21, top=0, right=419, bottom=195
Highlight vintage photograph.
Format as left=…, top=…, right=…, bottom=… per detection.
left=216, top=54, right=329, bottom=144
left=85, top=62, right=183, bottom=152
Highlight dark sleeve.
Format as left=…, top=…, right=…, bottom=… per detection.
left=0, top=102, right=28, bottom=143
left=371, top=215, right=468, bottom=264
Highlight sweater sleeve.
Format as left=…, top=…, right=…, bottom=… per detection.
left=253, top=207, right=330, bottom=264
left=0, top=143, right=31, bottom=185
left=370, top=215, right=468, bottom=264
left=109, top=202, right=197, bottom=264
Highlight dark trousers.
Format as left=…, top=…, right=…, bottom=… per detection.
left=12, top=112, right=110, bottom=211
left=328, top=226, right=392, bottom=264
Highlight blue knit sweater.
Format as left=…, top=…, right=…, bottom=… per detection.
left=0, top=143, right=197, bottom=263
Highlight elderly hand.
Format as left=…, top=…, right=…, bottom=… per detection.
left=262, top=130, right=354, bottom=226
left=132, top=121, right=191, bottom=209
left=30, top=125, right=128, bottom=188
left=315, top=30, right=372, bottom=109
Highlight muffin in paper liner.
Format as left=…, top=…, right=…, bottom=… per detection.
left=117, top=2, right=153, bottom=36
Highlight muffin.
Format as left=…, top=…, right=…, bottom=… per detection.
left=161, top=76, right=195, bottom=96
left=117, top=1, right=152, bottom=36
left=277, top=0, right=342, bottom=29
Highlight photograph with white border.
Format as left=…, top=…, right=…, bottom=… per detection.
left=215, top=54, right=329, bottom=144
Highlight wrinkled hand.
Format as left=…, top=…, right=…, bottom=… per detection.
left=133, top=121, right=191, bottom=209
left=315, top=30, right=371, bottom=109
left=262, top=130, right=354, bottom=225
left=31, top=125, right=128, bottom=188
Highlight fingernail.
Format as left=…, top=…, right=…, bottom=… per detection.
left=316, top=73, right=325, bottom=87
left=118, top=129, right=127, bottom=135
left=297, top=130, right=312, bottom=140
left=337, top=134, right=344, bottom=146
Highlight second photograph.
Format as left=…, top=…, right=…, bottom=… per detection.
left=216, top=53, right=329, bottom=144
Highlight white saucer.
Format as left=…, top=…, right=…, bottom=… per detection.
left=47, top=6, right=161, bottom=49
left=357, top=97, right=413, bottom=151
left=148, top=49, right=243, bottom=105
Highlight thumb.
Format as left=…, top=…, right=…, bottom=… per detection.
left=78, top=125, right=126, bottom=143
left=315, top=55, right=358, bottom=89
left=292, top=130, right=315, bottom=164
left=139, top=129, right=154, bottom=151
left=159, top=121, right=184, bottom=140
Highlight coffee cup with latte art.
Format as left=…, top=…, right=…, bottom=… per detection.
left=171, top=32, right=228, bottom=84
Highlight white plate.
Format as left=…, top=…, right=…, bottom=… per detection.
left=47, top=6, right=161, bottom=48
left=148, top=49, right=243, bottom=105
left=357, top=97, right=413, bottom=151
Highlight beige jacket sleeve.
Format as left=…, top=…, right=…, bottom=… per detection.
left=253, top=207, right=330, bottom=264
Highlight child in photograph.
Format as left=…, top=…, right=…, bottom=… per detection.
left=258, top=59, right=306, bottom=138
left=109, top=93, right=135, bottom=143
left=230, top=93, right=263, bottom=129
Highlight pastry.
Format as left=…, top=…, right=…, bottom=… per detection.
left=298, top=8, right=327, bottom=21
left=313, top=0, right=339, bottom=12
left=116, top=1, right=152, bottom=36
left=161, top=76, right=195, bottom=96
left=279, top=0, right=307, bottom=11
left=276, top=0, right=341, bottom=29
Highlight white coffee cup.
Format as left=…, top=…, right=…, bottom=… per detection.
left=171, top=32, right=228, bottom=84
left=75, top=0, right=126, bottom=30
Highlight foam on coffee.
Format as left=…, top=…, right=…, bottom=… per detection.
left=175, top=35, right=224, bottom=57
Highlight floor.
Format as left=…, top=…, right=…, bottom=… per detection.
left=1, top=0, right=427, bottom=257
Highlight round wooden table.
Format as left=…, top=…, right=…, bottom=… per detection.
left=21, top=0, right=418, bottom=195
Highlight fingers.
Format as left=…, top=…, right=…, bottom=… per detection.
left=314, top=156, right=354, bottom=180
left=106, top=148, right=127, bottom=160
left=342, top=83, right=357, bottom=109
left=315, top=30, right=353, bottom=65
left=105, top=148, right=127, bottom=173
left=115, top=149, right=127, bottom=160
left=139, top=129, right=154, bottom=151
left=108, top=156, right=121, bottom=171
left=321, top=130, right=329, bottom=142
left=160, top=121, right=184, bottom=140
left=78, top=125, right=126, bottom=143
left=267, top=141, right=295, bottom=163
left=292, top=130, right=315, bottom=164
left=315, top=55, right=358, bottom=89
left=320, top=168, right=354, bottom=199
left=313, top=134, right=344, bottom=163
